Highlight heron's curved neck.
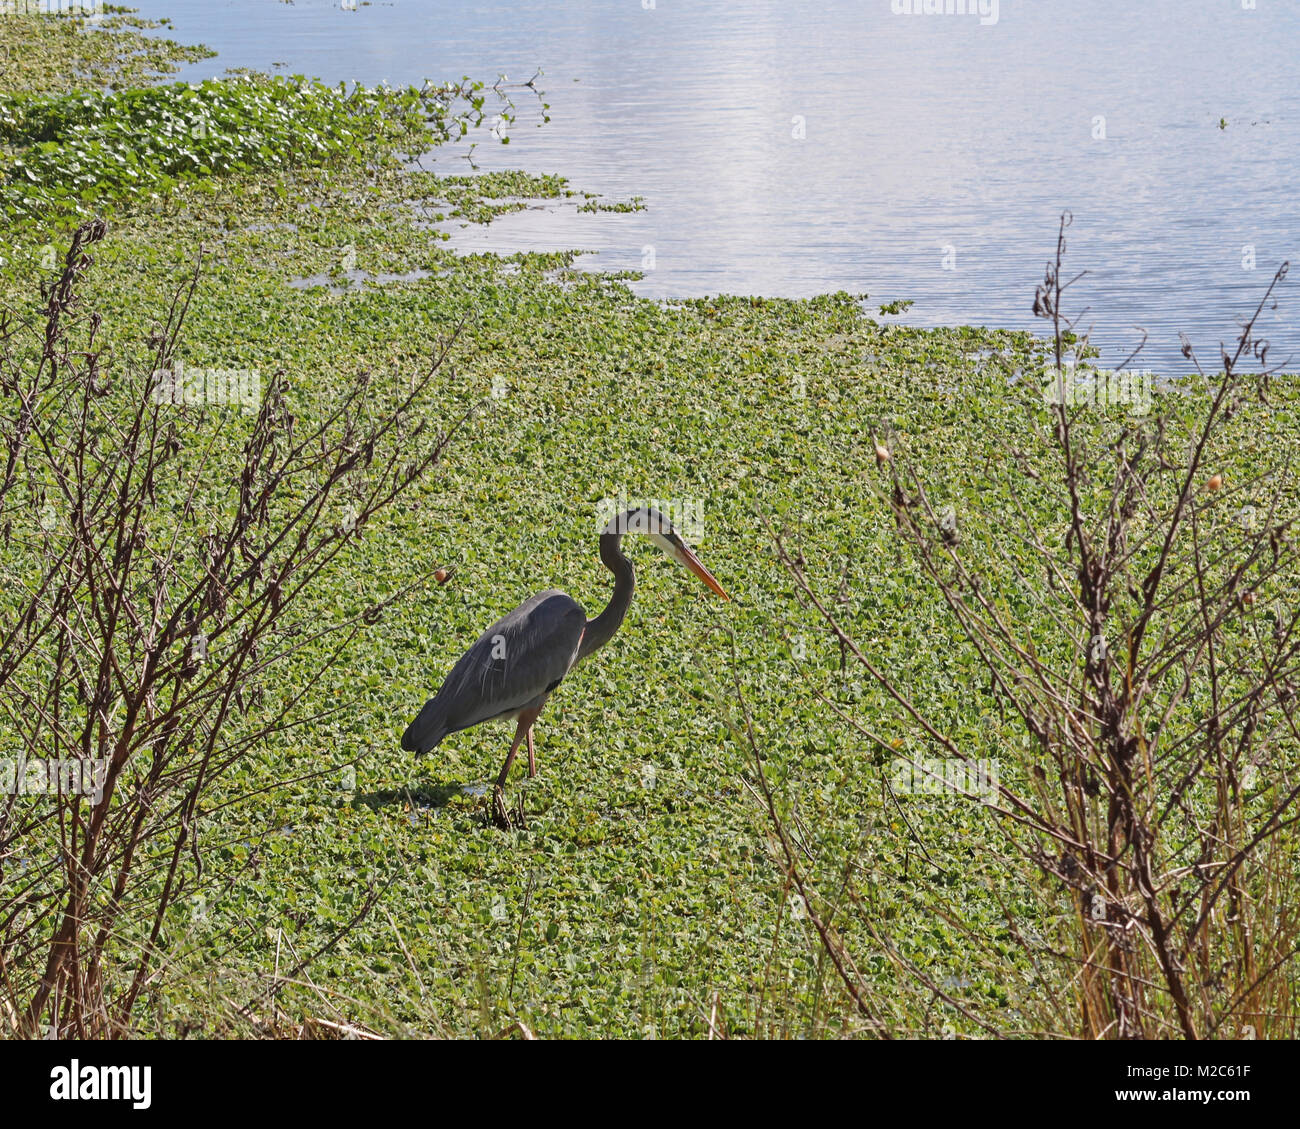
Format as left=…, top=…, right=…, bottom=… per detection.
left=579, top=532, right=635, bottom=662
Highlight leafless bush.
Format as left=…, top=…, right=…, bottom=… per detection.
left=755, top=214, right=1298, bottom=1039
left=0, top=220, right=466, bottom=1037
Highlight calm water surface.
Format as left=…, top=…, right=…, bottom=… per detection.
left=120, top=0, right=1300, bottom=374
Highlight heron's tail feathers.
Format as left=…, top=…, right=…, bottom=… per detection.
left=401, top=697, right=448, bottom=755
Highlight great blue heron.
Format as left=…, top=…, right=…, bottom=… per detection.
left=401, top=506, right=729, bottom=826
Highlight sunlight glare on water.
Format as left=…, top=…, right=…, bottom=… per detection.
left=125, top=0, right=1300, bottom=374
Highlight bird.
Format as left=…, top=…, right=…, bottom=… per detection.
left=401, top=506, right=730, bottom=826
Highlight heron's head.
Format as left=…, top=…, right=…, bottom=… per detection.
left=605, top=506, right=730, bottom=600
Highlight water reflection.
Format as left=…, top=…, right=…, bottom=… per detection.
left=123, top=0, right=1299, bottom=374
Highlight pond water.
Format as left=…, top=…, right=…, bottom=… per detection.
left=121, top=0, right=1299, bottom=375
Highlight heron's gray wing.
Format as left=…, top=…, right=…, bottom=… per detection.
left=401, top=590, right=586, bottom=752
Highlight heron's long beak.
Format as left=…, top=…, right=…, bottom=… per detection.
left=678, top=543, right=730, bottom=600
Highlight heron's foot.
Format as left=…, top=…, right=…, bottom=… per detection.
left=490, top=785, right=527, bottom=830
left=491, top=785, right=511, bottom=829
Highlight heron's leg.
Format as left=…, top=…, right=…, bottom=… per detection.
left=526, top=726, right=537, bottom=778
left=492, top=707, right=543, bottom=829
left=491, top=719, right=530, bottom=829
left=495, top=719, right=529, bottom=792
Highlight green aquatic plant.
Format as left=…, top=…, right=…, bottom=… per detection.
left=0, top=72, right=517, bottom=226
